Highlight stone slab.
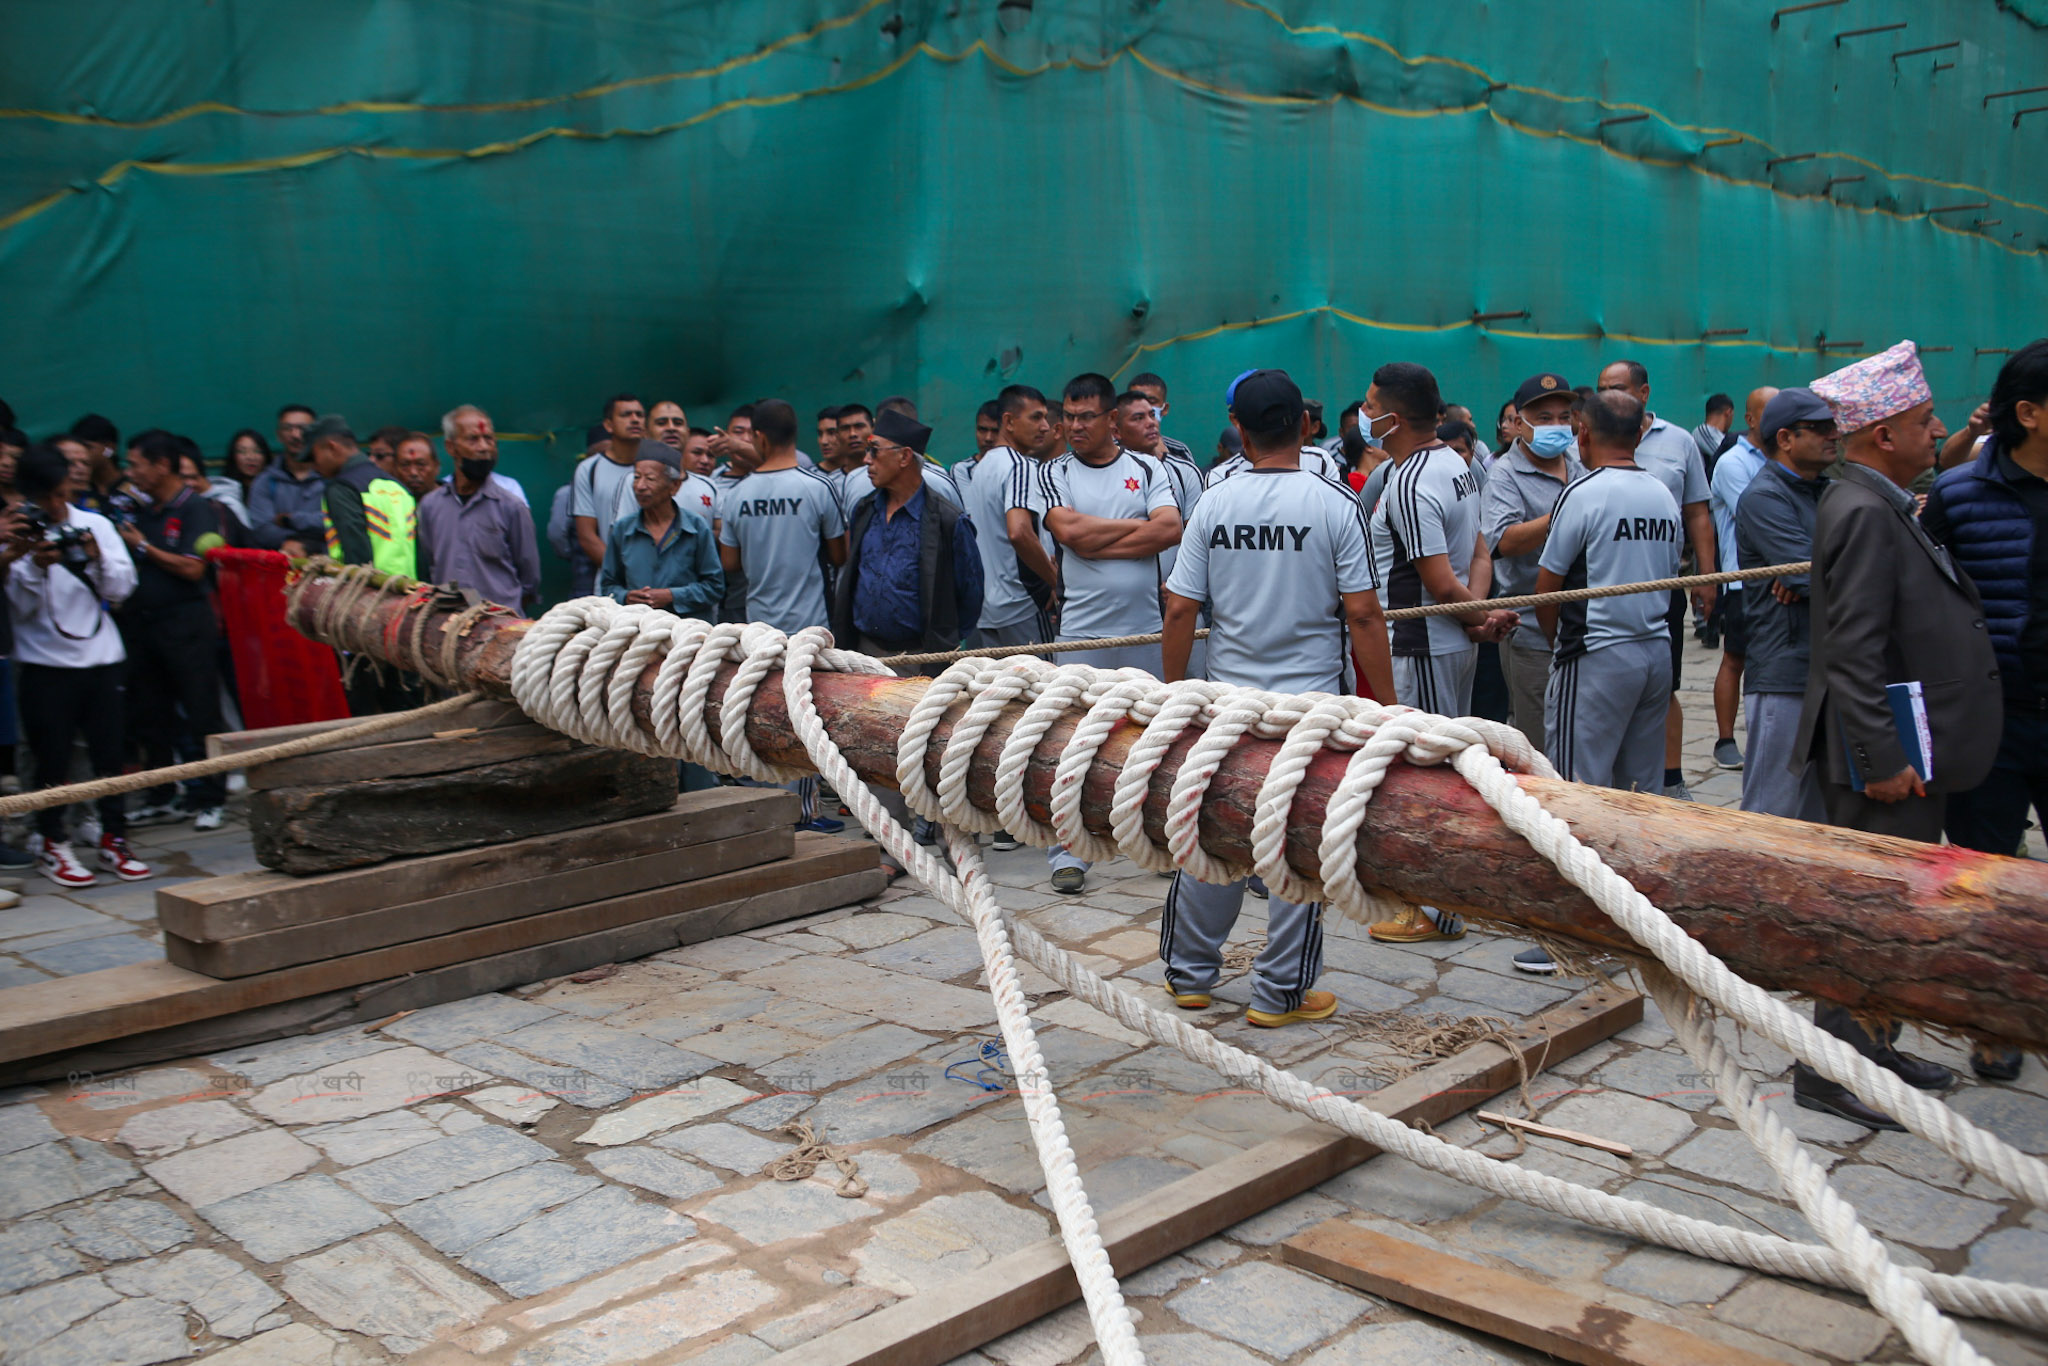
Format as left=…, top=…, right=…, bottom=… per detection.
left=283, top=1230, right=501, bottom=1354
left=116, top=1099, right=259, bottom=1160
left=575, top=1076, right=760, bottom=1146
left=773, top=1024, right=938, bottom=1089
left=195, top=1174, right=390, bottom=1263
left=506, top=1240, right=734, bottom=1331
left=144, top=1126, right=319, bottom=1208
left=697, top=1177, right=887, bottom=1247
left=11, top=1294, right=191, bottom=1366
left=396, top=1159, right=601, bottom=1255
left=53, top=1198, right=192, bottom=1262
left=0, top=1101, right=62, bottom=1155
left=103, top=1246, right=285, bottom=1339
left=0, top=1137, right=138, bottom=1218
left=467, top=1084, right=559, bottom=1126
left=852, top=1191, right=1052, bottom=1297
left=496, top=1016, right=719, bottom=1093
left=246, top=1044, right=493, bottom=1126
left=379, top=994, right=562, bottom=1052
left=298, top=1108, right=443, bottom=1165
left=1166, top=1260, right=1371, bottom=1357
left=738, top=957, right=998, bottom=1033
left=655, top=1121, right=795, bottom=1174
left=509, top=1267, right=780, bottom=1366
left=1712, top=1277, right=1890, bottom=1361
left=460, top=1184, right=696, bottom=1297
left=587, top=1146, right=725, bottom=1200
left=339, top=1122, right=551, bottom=1205
left=1827, top=1161, right=2004, bottom=1249
left=447, top=1042, right=634, bottom=1109
left=0, top=1220, right=85, bottom=1294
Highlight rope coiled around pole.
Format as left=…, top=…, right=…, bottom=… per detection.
left=506, top=601, right=2047, bottom=1366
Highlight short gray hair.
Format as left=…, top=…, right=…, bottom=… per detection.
left=441, top=404, right=490, bottom=443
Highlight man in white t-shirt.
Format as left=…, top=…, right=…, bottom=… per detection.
left=571, top=394, right=652, bottom=572
left=1160, top=371, right=1394, bottom=1025
left=1038, top=372, right=1182, bottom=893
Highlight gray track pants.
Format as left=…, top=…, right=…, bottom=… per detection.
left=1392, top=646, right=1478, bottom=716
left=1498, top=642, right=1553, bottom=753
left=1159, top=872, right=1325, bottom=1015
left=1741, top=691, right=1825, bottom=822
left=1544, top=638, right=1671, bottom=793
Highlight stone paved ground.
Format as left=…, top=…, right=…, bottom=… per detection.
left=0, top=635, right=2043, bottom=1366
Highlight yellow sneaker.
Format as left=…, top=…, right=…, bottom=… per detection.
left=1246, top=991, right=1339, bottom=1028
left=1367, top=904, right=1465, bottom=943
left=1166, top=984, right=1212, bottom=1010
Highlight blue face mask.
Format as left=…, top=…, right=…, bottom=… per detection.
left=1361, top=412, right=1395, bottom=450
left=1527, top=423, right=1575, bottom=458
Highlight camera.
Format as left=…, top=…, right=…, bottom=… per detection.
left=17, top=505, right=94, bottom=574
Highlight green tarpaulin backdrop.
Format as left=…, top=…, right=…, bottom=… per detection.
left=4, top=0, right=2043, bottom=546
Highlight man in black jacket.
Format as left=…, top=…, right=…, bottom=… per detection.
left=828, top=409, right=982, bottom=659
left=1792, top=341, right=2002, bottom=1128
left=828, top=409, right=981, bottom=871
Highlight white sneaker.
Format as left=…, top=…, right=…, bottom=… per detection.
left=192, top=807, right=225, bottom=832
left=1665, top=781, right=1696, bottom=802
left=77, top=815, right=103, bottom=846
left=38, top=841, right=97, bottom=889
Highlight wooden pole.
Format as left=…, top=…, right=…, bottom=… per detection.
left=285, top=568, right=2048, bottom=1048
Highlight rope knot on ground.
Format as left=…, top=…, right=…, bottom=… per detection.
left=508, top=602, right=2048, bottom=1366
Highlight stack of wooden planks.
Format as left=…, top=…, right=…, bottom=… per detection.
left=215, top=698, right=684, bottom=875
left=0, top=772, right=887, bottom=1085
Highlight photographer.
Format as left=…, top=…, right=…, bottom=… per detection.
left=119, top=431, right=230, bottom=832
left=2, top=442, right=149, bottom=887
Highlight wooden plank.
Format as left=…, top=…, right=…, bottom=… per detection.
left=248, top=746, right=680, bottom=874
left=205, top=697, right=529, bottom=759
left=159, top=788, right=796, bottom=941
left=776, top=981, right=1642, bottom=1366
left=1476, top=1109, right=1634, bottom=1157
left=1, top=867, right=887, bottom=1087
left=244, top=723, right=574, bottom=789
left=1283, top=1221, right=1780, bottom=1366
left=0, top=834, right=880, bottom=1062
left=165, top=828, right=793, bottom=977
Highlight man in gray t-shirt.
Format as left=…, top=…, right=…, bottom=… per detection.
left=1365, top=363, right=1517, bottom=717
left=1535, top=390, right=1682, bottom=795
left=1596, top=360, right=1720, bottom=799
left=1478, top=374, right=1583, bottom=752
left=1156, top=370, right=1395, bottom=1027
left=715, top=401, right=849, bottom=832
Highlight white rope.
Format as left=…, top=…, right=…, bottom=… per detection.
left=508, top=605, right=2048, bottom=1364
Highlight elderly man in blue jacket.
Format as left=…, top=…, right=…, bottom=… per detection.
left=597, top=442, right=724, bottom=619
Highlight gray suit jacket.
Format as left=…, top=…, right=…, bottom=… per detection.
left=1795, top=463, right=2002, bottom=792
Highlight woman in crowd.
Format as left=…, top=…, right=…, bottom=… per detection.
left=222, top=428, right=271, bottom=501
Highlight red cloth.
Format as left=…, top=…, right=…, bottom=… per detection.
left=207, top=549, right=348, bottom=728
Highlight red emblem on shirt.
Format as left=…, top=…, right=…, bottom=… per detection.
left=1123, top=477, right=1140, bottom=491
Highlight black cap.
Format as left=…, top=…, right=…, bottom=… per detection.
left=1229, top=369, right=1306, bottom=434
left=874, top=407, right=932, bottom=456
left=634, top=438, right=682, bottom=474
left=1755, top=387, right=1835, bottom=449
left=1512, top=373, right=1574, bottom=409
left=305, top=414, right=356, bottom=446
